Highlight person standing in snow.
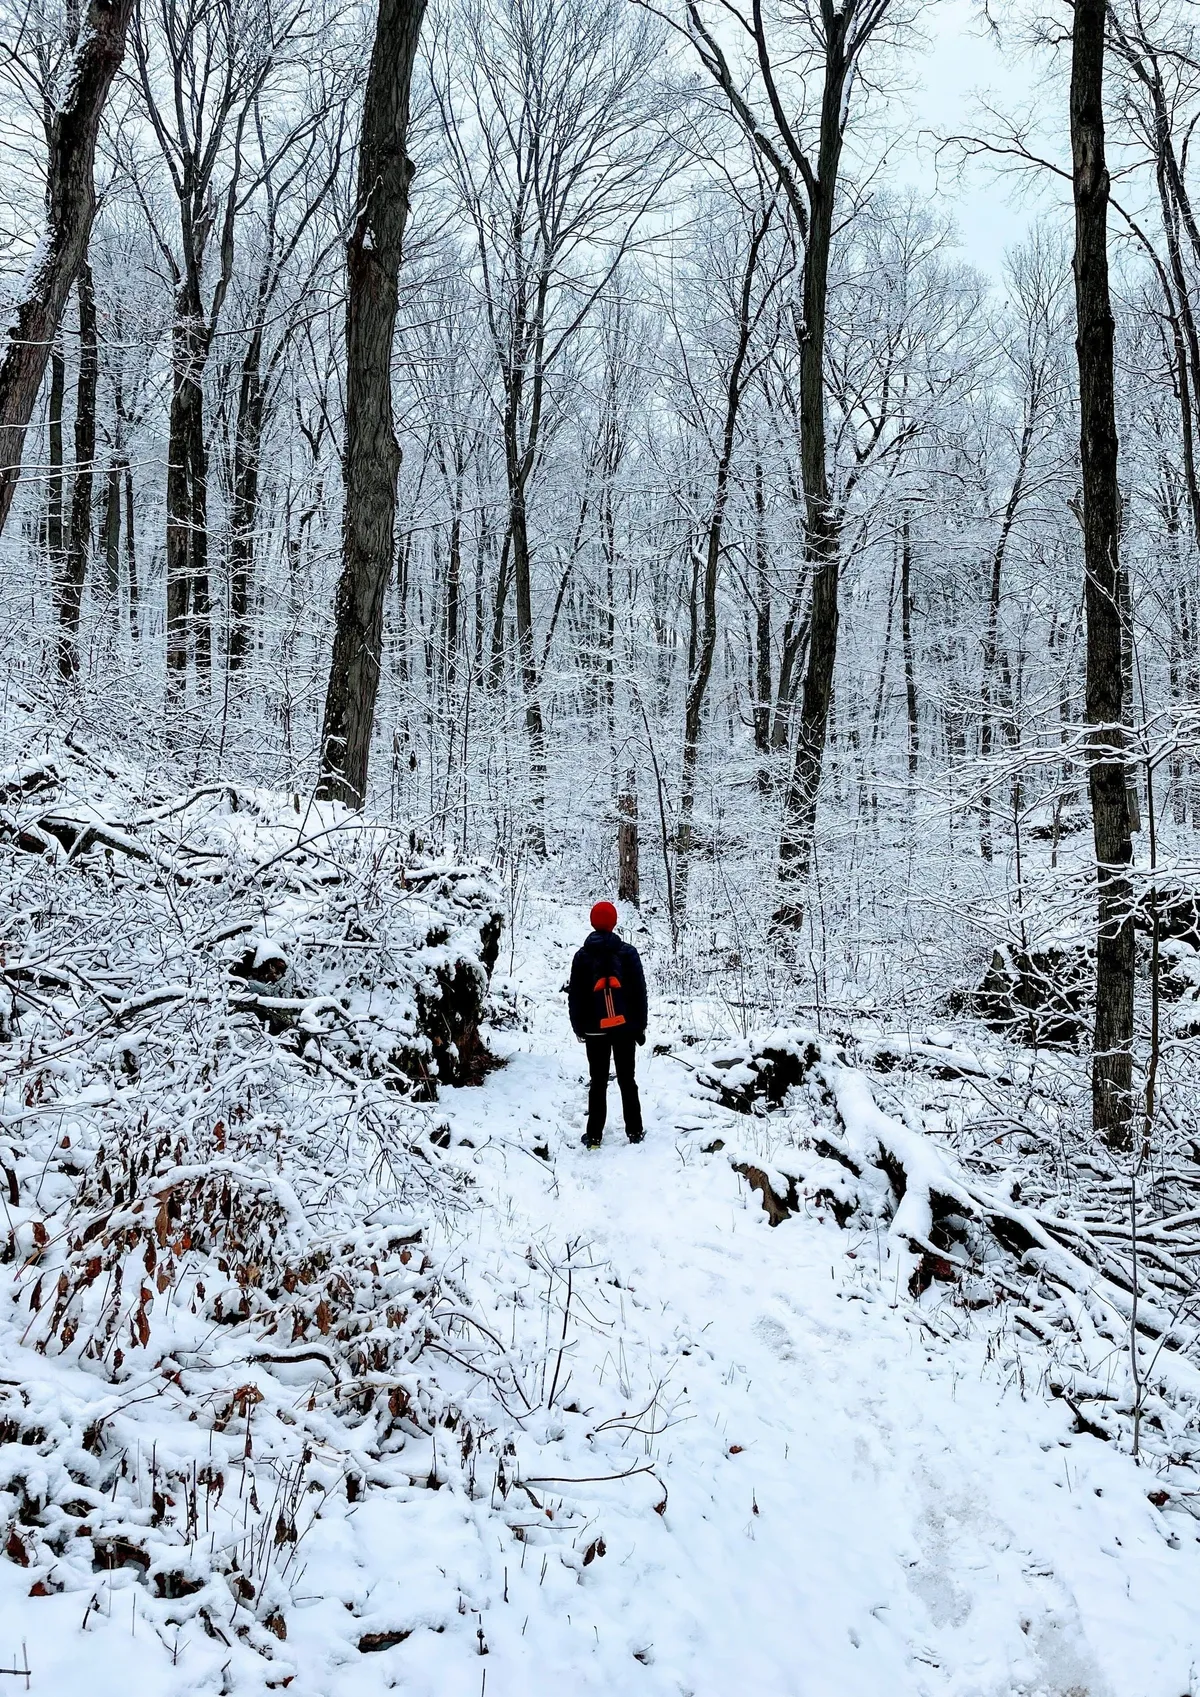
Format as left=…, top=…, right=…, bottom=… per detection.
left=568, top=901, right=647, bottom=1148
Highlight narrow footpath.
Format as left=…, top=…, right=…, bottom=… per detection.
left=431, top=895, right=1200, bottom=1697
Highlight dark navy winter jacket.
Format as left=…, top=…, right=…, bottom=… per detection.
left=568, top=931, right=648, bottom=1039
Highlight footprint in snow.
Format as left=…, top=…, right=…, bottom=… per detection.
left=751, top=1314, right=797, bottom=1362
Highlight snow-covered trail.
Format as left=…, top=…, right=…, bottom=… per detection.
left=432, top=898, right=1200, bottom=1697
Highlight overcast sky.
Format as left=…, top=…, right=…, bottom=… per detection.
left=899, top=0, right=1064, bottom=279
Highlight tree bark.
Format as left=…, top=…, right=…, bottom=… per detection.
left=228, top=326, right=265, bottom=671
left=1070, top=0, right=1135, bottom=1150
left=317, top=0, right=427, bottom=807
left=47, top=343, right=65, bottom=568
left=0, top=0, right=134, bottom=540
left=123, top=458, right=138, bottom=637
left=600, top=469, right=617, bottom=788
left=979, top=412, right=1035, bottom=859
left=1172, top=576, right=1196, bottom=823
left=900, top=510, right=918, bottom=781
left=1185, top=581, right=1200, bottom=825
left=775, top=21, right=849, bottom=927
left=770, top=594, right=809, bottom=752
left=618, top=776, right=640, bottom=905
left=495, top=256, right=550, bottom=852
left=444, top=480, right=462, bottom=698
left=868, top=554, right=897, bottom=817
left=57, top=261, right=97, bottom=678
left=165, top=290, right=212, bottom=688
left=509, top=468, right=547, bottom=853
left=752, top=458, right=773, bottom=782
left=489, top=533, right=511, bottom=686
left=101, top=455, right=121, bottom=596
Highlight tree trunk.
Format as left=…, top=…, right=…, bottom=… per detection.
left=101, top=456, right=121, bottom=597
left=317, top=0, right=427, bottom=807
left=166, top=300, right=210, bottom=688
left=867, top=554, right=898, bottom=817
left=1070, top=0, right=1135, bottom=1151
left=123, top=459, right=138, bottom=638
left=489, top=530, right=510, bottom=687
left=770, top=594, right=809, bottom=752
left=752, top=458, right=773, bottom=782
left=980, top=412, right=1035, bottom=859
left=445, top=485, right=462, bottom=697
left=1115, top=548, right=1141, bottom=834
left=394, top=528, right=412, bottom=695
left=1170, top=577, right=1189, bottom=823
left=510, top=482, right=547, bottom=853
left=499, top=333, right=548, bottom=852
left=900, top=510, right=918, bottom=781
left=0, top=0, right=134, bottom=540
left=473, top=502, right=489, bottom=679
left=675, top=547, right=712, bottom=917
left=601, top=482, right=617, bottom=787
left=1181, top=579, right=1200, bottom=824
left=47, top=343, right=65, bottom=569
left=57, top=261, right=97, bottom=679
left=228, top=326, right=265, bottom=672
left=618, top=776, right=640, bottom=905
left=776, top=30, right=848, bottom=927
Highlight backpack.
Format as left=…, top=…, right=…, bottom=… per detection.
left=589, top=940, right=628, bottom=1031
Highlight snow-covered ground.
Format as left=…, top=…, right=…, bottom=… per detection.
left=419, top=895, right=1200, bottom=1697
left=2, top=885, right=1197, bottom=1696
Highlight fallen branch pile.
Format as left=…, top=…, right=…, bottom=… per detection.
left=0, top=731, right=566, bottom=1678
left=709, top=1027, right=1200, bottom=1496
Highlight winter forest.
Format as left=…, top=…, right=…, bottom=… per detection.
left=1, top=0, right=1200, bottom=1686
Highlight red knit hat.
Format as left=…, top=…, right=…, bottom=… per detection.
left=590, top=901, right=618, bottom=932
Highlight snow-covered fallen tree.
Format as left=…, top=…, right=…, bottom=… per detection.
left=705, top=1025, right=1200, bottom=1484
left=1, top=737, right=503, bottom=1096
left=0, top=732, right=569, bottom=1680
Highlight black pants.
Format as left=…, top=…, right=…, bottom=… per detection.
left=584, top=1034, right=642, bottom=1139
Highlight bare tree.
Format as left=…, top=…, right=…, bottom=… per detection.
left=1107, top=0, right=1200, bottom=538
left=129, top=0, right=309, bottom=690
left=432, top=0, right=674, bottom=852
left=978, top=230, right=1071, bottom=860
left=0, top=0, right=134, bottom=540
left=54, top=260, right=97, bottom=675
left=1071, top=0, right=1135, bottom=1148
left=666, top=185, right=786, bottom=918
left=224, top=94, right=348, bottom=671
left=316, top=0, right=428, bottom=807
left=657, top=0, right=900, bottom=927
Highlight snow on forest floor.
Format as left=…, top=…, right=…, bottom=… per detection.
left=2, top=882, right=1198, bottom=1696
left=423, top=894, right=1199, bottom=1697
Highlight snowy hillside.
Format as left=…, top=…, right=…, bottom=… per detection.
left=1, top=753, right=1198, bottom=1697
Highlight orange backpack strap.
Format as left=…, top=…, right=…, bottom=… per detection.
left=593, top=972, right=626, bottom=1029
